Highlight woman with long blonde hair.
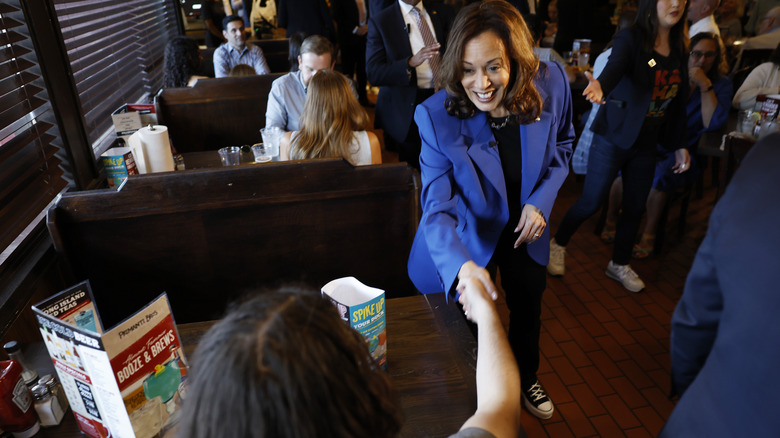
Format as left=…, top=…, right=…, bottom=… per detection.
left=280, top=70, right=381, bottom=165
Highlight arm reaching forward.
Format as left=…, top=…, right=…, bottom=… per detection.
left=456, top=278, right=521, bottom=438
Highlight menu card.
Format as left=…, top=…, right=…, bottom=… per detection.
left=32, top=281, right=187, bottom=438
left=322, top=277, right=387, bottom=370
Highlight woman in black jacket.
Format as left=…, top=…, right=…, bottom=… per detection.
left=547, top=0, right=691, bottom=292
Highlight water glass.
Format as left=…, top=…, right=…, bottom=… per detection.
left=218, top=146, right=241, bottom=166
left=252, top=143, right=272, bottom=162
left=260, top=126, right=282, bottom=159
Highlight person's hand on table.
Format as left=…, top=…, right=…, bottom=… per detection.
left=458, top=261, right=498, bottom=302
left=672, top=148, right=691, bottom=174
left=457, top=277, right=499, bottom=324
left=514, top=204, right=546, bottom=247
left=582, top=71, right=605, bottom=104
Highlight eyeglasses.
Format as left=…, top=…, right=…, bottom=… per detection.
left=690, top=50, right=717, bottom=59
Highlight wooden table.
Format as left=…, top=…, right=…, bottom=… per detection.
left=178, top=149, right=270, bottom=169
left=697, top=128, right=757, bottom=200
left=36, top=293, right=487, bottom=438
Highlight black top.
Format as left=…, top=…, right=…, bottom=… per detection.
left=490, top=116, right=523, bottom=222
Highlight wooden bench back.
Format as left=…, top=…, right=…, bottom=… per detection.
left=156, top=74, right=283, bottom=153
left=47, top=160, right=420, bottom=326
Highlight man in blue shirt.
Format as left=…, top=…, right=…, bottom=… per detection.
left=265, top=35, right=357, bottom=132
left=213, top=15, right=270, bottom=77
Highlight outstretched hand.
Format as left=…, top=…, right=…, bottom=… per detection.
left=457, top=277, right=499, bottom=325
left=582, top=71, right=605, bottom=104
left=457, top=261, right=498, bottom=304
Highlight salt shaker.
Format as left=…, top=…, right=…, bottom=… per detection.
left=31, top=383, right=65, bottom=427
left=38, top=374, right=69, bottom=413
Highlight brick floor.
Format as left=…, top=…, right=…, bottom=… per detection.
left=509, top=172, right=718, bottom=437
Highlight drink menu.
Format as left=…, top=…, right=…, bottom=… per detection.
left=32, top=281, right=187, bottom=438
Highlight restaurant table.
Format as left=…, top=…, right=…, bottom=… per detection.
left=32, top=293, right=528, bottom=438
left=697, top=127, right=757, bottom=200
left=178, top=148, right=268, bottom=169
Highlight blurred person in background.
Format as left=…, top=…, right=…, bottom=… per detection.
left=163, top=37, right=208, bottom=88
left=280, top=70, right=381, bottom=165
left=601, top=32, right=732, bottom=258
left=732, top=41, right=780, bottom=108
left=548, top=0, right=691, bottom=292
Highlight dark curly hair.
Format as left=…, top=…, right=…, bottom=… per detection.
left=176, top=285, right=402, bottom=438
left=439, top=0, right=544, bottom=124
left=163, top=37, right=201, bottom=89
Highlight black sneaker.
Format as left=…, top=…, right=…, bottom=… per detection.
left=522, top=379, right=554, bottom=419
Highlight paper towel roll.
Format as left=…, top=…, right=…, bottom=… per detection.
left=138, top=125, right=175, bottom=173
left=128, top=131, right=147, bottom=174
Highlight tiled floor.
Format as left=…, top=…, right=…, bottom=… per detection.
left=509, top=174, right=717, bottom=437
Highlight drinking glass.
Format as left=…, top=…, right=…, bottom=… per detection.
left=260, top=127, right=283, bottom=159
left=252, top=143, right=272, bottom=162
left=218, top=146, right=241, bottom=166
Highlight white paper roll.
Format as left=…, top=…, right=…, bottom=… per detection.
left=138, top=125, right=175, bottom=173
left=128, top=131, right=147, bottom=174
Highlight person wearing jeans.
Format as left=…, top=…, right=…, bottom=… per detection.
left=547, top=0, right=691, bottom=292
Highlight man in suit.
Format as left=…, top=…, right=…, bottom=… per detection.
left=660, top=133, right=780, bottom=436
left=332, top=0, right=371, bottom=105
left=277, top=0, right=336, bottom=42
left=366, top=0, right=455, bottom=167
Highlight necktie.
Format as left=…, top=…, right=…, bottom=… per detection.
left=356, top=0, right=366, bottom=24
left=410, top=6, right=440, bottom=89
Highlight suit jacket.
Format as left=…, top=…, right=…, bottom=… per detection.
left=660, top=133, right=780, bottom=436
left=277, top=0, right=336, bottom=41
left=407, top=62, right=574, bottom=294
left=366, top=0, right=454, bottom=143
left=332, top=0, right=368, bottom=46
left=590, top=27, right=688, bottom=152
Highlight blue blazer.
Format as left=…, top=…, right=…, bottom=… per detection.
left=660, top=133, right=780, bottom=436
left=408, top=62, right=575, bottom=294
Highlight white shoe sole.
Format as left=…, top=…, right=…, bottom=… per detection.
left=522, top=394, right=555, bottom=420
left=605, top=269, right=645, bottom=292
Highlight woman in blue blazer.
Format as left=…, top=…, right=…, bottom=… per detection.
left=548, top=0, right=691, bottom=292
left=407, top=0, right=574, bottom=420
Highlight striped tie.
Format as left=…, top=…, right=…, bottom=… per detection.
left=411, top=6, right=440, bottom=89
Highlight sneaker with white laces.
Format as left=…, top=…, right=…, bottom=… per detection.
left=547, top=238, right=566, bottom=276
left=522, top=379, right=554, bottom=419
left=605, top=260, right=646, bottom=292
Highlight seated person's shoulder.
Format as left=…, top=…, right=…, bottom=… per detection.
left=272, top=71, right=297, bottom=87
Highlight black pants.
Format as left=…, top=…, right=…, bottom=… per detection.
left=488, top=223, right=547, bottom=384
left=340, top=35, right=367, bottom=102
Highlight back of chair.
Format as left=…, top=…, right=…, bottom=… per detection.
left=47, top=160, right=421, bottom=326
left=156, top=74, right=283, bottom=153
left=732, top=49, right=774, bottom=90
left=252, top=38, right=290, bottom=73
